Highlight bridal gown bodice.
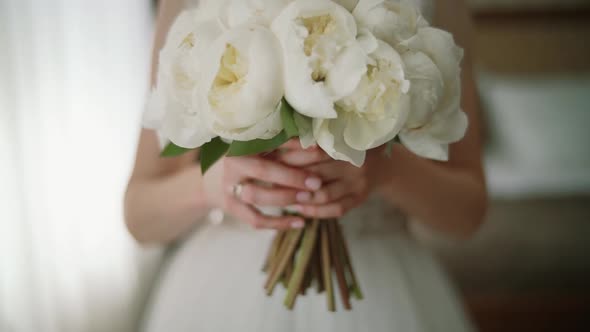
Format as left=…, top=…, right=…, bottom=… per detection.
left=142, top=1, right=474, bottom=331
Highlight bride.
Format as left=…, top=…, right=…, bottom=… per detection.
left=125, top=0, right=487, bottom=331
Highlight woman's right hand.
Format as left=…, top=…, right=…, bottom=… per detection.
left=202, top=152, right=324, bottom=230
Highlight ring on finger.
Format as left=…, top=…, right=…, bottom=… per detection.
left=231, top=182, right=245, bottom=200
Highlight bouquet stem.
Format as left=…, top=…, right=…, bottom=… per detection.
left=284, top=219, right=319, bottom=309
left=328, top=221, right=351, bottom=310
left=264, top=228, right=303, bottom=295
left=334, top=222, right=363, bottom=300
left=262, top=230, right=285, bottom=273
left=263, top=219, right=362, bottom=311
left=320, top=222, right=336, bottom=312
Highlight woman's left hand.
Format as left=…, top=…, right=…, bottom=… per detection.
left=275, top=140, right=380, bottom=219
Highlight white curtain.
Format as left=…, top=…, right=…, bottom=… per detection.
left=0, top=1, right=162, bottom=331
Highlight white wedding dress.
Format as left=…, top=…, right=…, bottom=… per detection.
left=142, top=1, right=473, bottom=331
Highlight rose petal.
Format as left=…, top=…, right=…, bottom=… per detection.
left=271, top=0, right=364, bottom=119
left=353, top=0, right=423, bottom=47
left=326, top=43, right=368, bottom=100
left=145, top=14, right=223, bottom=149
left=400, top=110, right=468, bottom=161
left=343, top=95, right=410, bottom=150
left=219, top=0, right=291, bottom=28
left=314, top=118, right=366, bottom=167
left=401, top=50, right=444, bottom=128
left=161, top=99, right=216, bottom=149
left=199, top=24, right=284, bottom=137
left=333, top=0, right=359, bottom=12
left=357, top=28, right=379, bottom=55
left=211, top=107, right=283, bottom=141
left=429, top=109, right=469, bottom=144
left=400, top=131, right=450, bottom=161
left=401, top=27, right=463, bottom=85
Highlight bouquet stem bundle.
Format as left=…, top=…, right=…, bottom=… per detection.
left=262, top=219, right=363, bottom=311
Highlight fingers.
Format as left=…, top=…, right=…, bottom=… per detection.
left=234, top=178, right=355, bottom=207
left=231, top=156, right=322, bottom=191
left=238, top=182, right=302, bottom=206
left=219, top=152, right=371, bottom=229
left=280, top=138, right=314, bottom=150
left=227, top=198, right=305, bottom=230
left=291, top=196, right=360, bottom=219
left=305, top=161, right=356, bottom=182
left=220, top=155, right=324, bottom=230
left=277, top=146, right=331, bottom=167
left=306, top=180, right=353, bottom=205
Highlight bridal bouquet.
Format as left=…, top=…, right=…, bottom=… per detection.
left=144, top=0, right=467, bottom=311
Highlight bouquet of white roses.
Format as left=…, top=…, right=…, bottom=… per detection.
left=144, top=0, right=467, bottom=311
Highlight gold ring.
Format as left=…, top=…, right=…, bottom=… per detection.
left=232, top=182, right=244, bottom=200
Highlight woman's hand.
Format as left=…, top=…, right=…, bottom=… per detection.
left=202, top=151, right=325, bottom=230
left=276, top=143, right=382, bottom=219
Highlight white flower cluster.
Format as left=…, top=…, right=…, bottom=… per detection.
left=144, top=0, right=468, bottom=166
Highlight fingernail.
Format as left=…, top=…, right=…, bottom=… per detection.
left=305, top=177, right=322, bottom=190
left=291, top=220, right=305, bottom=229
left=296, top=191, right=312, bottom=202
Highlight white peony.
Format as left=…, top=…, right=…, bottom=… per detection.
left=219, top=0, right=292, bottom=28
left=145, top=0, right=467, bottom=164
left=332, top=0, right=359, bottom=12
left=398, top=27, right=468, bottom=161
left=143, top=10, right=223, bottom=148
left=271, top=0, right=369, bottom=119
left=197, top=24, right=285, bottom=141
left=352, top=0, right=427, bottom=47
left=313, top=40, right=411, bottom=166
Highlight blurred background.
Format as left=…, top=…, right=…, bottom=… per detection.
left=1, top=0, right=589, bottom=331
left=422, top=1, right=590, bottom=330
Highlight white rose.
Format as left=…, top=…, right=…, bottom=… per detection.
left=313, top=40, right=411, bottom=166
left=352, top=0, right=427, bottom=47
left=197, top=24, right=285, bottom=141
left=271, top=0, right=369, bottom=119
left=219, top=0, right=292, bottom=28
left=143, top=10, right=223, bottom=148
left=398, top=27, right=468, bottom=161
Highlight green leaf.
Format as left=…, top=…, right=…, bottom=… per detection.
left=227, top=131, right=290, bottom=157
left=200, top=137, right=230, bottom=174
left=161, top=142, right=192, bottom=157
left=293, top=112, right=314, bottom=147
left=384, top=137, right=401, bottom=158
left=279, top=99, right=299, bottom=138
